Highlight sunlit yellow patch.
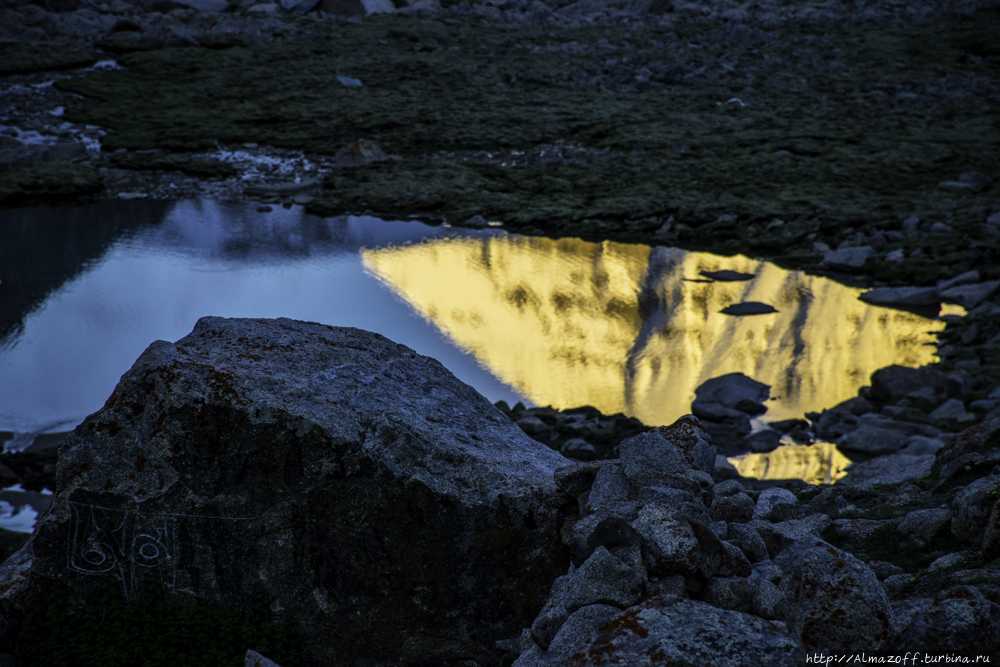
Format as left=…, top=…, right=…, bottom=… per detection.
left=362, top=234, right=945, bottom=429
left=939, top=302, right=967, bottom=318
left=728, top=442, right=853, bottom=485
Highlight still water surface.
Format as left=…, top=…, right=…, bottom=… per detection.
left=1, top=198, right=945, bottom=443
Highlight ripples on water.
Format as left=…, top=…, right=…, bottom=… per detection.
left=0, top=198, right=947, bottom=503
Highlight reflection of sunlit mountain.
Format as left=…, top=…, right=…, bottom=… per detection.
left=728, top=443, right=852, bottom=486
left=363, top=235, right=945, bottom=427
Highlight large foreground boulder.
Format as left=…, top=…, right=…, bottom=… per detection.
left=0, top=317, right=572, bottom=666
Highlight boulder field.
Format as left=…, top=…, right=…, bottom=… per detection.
left=2, top=317, right=1000, bottom=665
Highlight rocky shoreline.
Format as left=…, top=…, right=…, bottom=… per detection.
left=1, top=0, right=1000, bottom=661
left=1, top=318, right=999, bottom=665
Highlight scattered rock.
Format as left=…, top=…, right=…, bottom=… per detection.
left=721, top=302, right=778, bottom=315
left=821, top=246, right=873, bottom=272
left=858, top=286, right=940, bottom=309
left=897, top=507, right=950, bottom=547
left=781, top=543, right=894, bottom=651
left=939, top=280, right=1000, bottom=309
left=564, top=597, right=802, bottom=666
left=333, top=139, right=387, bottom=167
left=870, top=366, right=948, bottom=402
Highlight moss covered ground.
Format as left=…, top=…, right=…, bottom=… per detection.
left=49, top=8, right=999, bottom=275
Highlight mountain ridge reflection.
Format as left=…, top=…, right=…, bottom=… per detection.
left=363, top=234, right=944, bottom=428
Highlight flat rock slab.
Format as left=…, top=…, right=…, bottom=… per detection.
left=3, top=317, right=571, bottom=666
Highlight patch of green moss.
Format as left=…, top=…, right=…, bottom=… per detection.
left=49, top=11, right=999, bottom=273
left=18, top=576, right=299, bottom=667
left=0, top=162, right=102, bottom=206
left=0, top=43, right=99, bottom=75
left=109, top=154, right=238, bottom=179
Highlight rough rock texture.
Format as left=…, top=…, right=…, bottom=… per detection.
left=563, top=596, right=802, bottom=666
left=882, top=586, right=1000, bottom=654
left=780, top=543, right=894, bottom=651
left=0, top=317, right=572, bottom=666
left=951, top=474, right=1000, bottom=547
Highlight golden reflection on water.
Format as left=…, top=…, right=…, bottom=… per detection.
left=728, top=443, right=853, bottom=485
left=361, top=234, right=944, bottom=429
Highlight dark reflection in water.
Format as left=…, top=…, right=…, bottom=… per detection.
left=0, top=200, right=169, bottom=342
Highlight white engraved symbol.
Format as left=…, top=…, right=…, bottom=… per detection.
left=68, top=502, right=175, bottom=600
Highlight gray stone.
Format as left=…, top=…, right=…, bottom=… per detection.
left=463, top=214, right=490, bottom=229
left=631, top=505, right=700, bottom=576
left=898, top=508, right=951, bottom=547
left=727, top=522, right=769, bottom=563
left=744, top=428, right=782, bottom=453
left=564, top=598, right=802, bottom=666
left=938, top=270, right=980, bottom=291
left=703, top=576, right=755, bottom=614
left=754, top=515, right=832, bottom=559
left=714, top=455, right=740, bottom=481
left=694, top=374, right=770, bottom=415
left=822, top=245, right=874, bottom=271
left=858, top=286, right=940, bottom=308
left=752, top=579, right=784, bottom=619
left=711, top=492, right=754, bottom=524
left=928, top=551, right=974, bottom=572
left=883, top=586, right=1000, bottom=654
left=569, top=515, right=641, bottom=567
left=530, top=547, right=644, bottom=649
left=753, top=487, right=797, bottom=520
left=618, top=431, right=688, bottom=489
left=513, top=604, right=620, bottom=667
left=952, top=474, right=1000, bottom=547
left=940, top=280, right=1000, bottom=308
left=560, top=438, right=595, bottom=458
left=781, top=544, right=894, bottom=651
left=646, top=415, right=716, bottom=475
left=830, top=518, right=889, bottom=548
left=0, top=318, right=570, bottom=666
left=586, top=462, right=633, bottom=510
left=839, top=453, right=935, bottom=487
left=901, top=435, right=946, bottom=455
left=870, top=365, right=948, bottom=402
left=930, top=398, right=976, bottom=423
left=837, top=424, right=910, bottom=455
left=720, top=302, right=778, bottom=316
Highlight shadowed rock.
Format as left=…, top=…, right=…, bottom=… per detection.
left=0, top=317, right=571, bottom=666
